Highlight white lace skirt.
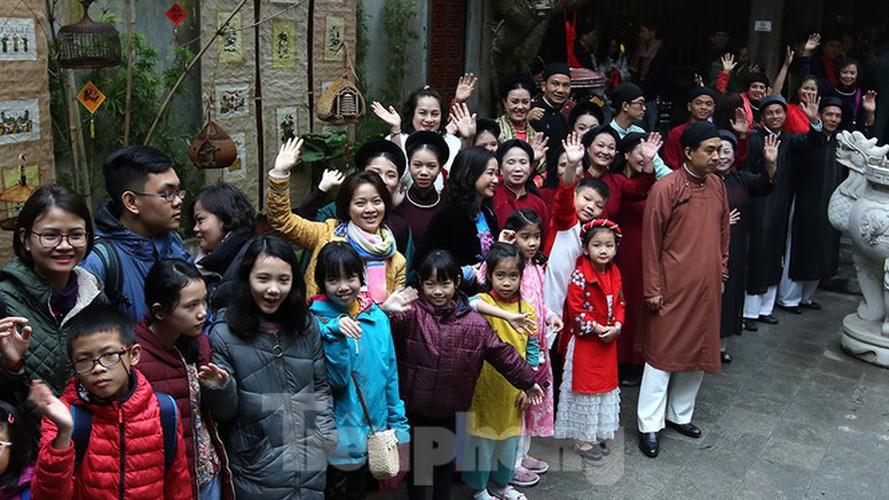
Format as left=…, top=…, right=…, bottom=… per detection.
left=552, top=337, right=621, bottom=442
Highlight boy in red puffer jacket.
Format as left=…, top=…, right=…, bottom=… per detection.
left=27, top=303, right=190, bottom=500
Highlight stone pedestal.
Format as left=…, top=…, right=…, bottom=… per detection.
left=841, top=313, right=889, bottom=367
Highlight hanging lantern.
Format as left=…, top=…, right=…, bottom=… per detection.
left=189, top=112, right=238, bottom=169
left=58, top=0, right=122, bottom=69
left=315, top=42, right=365, bottom=125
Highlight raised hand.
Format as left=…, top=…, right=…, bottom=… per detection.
left=721, top=53, right=737, bottom=73
left=338, top=316, right=363, bottom=339
left=498, top=229, right=517, bottom=244
left=454, top=73, right=478, bottom=103
left=802, top=96, right=821, bottom=122
left=0, top=316, right=31, bottom=371
left=272, top=137, right=304, bottom=175
left=730, top=107, right=749, bottom=137
left=763, top=134, right=780, bottom=165
left=640, top=132, right=663, bottom=164
left=371, top=101, right=402, bottom=134
left=198, top=362, right=230, bottom=387
left=391, top=183, right=407, bottom=208
left=562, top=132, right=585, bottom=165
left=748, top=63, right=761, bottom=74
left=381, top=287, right=419, bottom=313
left=450, top=102, right=477, bottom=139
left=729, top=208, right=741, bottom=226
left=318, top=168, right=345, bottom=193
left=862, top=91, right=877, bottom=114
left=28, top=380, right=73, bottom=449
left=803, top=33, right=821, bottom=56
left=693, top=73, right=704, bottom=87
left=783, top=45, right=795, bottom=68
left=530, top=134, right=549, bottom=164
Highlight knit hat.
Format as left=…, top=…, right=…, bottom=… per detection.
left=688, top=86, right=720, bottom=104
left=718, top=130, right=738, bottom=149
left=680, top=121, right=720, bottom=149
left=759, top=94, right=788, bottom=112
left=819, top=96, right=843, bottom=112
left=747, top=72, right=770, bottom=88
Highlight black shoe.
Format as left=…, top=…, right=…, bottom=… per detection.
left=801, top=301, right=822, bottom=310
left=757, top=314, right=779, bottom=324
left=666, top=421, right=702, bottom=438
left=721, top=351, right=733, bottom=363
left=638, top=432, right=659, bottom=457
left=743, top=320, right=759, bottom=332
left=777, top=304, right=803, bottom=314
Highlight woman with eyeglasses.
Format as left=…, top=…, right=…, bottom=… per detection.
left=0, top=185, right=106, bottom=442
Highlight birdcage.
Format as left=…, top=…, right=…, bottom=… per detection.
left=57, top=0, right=121, bottom=69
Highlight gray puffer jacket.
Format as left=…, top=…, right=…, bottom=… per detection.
left=206, top=310, right=337, bottom=499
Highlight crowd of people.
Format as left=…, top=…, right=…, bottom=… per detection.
left=0, top=22, right=882, bottom=500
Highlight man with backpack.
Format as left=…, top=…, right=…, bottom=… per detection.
left=80, top=146, right=193, bottom=322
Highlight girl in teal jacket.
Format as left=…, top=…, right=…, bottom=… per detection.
left=309, top=241, right=410, bottom=499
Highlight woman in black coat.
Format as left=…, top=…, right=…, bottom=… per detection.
left=414, top=147, right=499, bottom=290
left=716, top=130, right=777, bottom=360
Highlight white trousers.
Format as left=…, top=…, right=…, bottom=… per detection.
left=636, top=364, right=704, bottom=433
left=777, top=201, right=819, bottom=306
left=514, top=430, right=531, bottom=468
left=743, top=285, right=778, bottom=319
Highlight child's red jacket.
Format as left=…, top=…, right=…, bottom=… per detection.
left=32, top=370, right=190, bottom=500
left=560, top=256, right=625, bottom=394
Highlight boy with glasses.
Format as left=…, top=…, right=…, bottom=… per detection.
left=80, top=145, right=194, bottom=321
left=608, top=83, right=671, bottom=179
left=27, top=303, right=190, bottom=499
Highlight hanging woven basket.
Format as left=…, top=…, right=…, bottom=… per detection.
left=315, top=42, right=365, bottom=124
left=58, top=0, right=122, bottom=69
left=189, top=115, right=238, bottom=169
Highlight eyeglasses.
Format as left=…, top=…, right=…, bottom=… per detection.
left=132, top=189, right=186, bottom=203
left=71, top=347, right=131, bottom=374
left=0, top=440, right=11, bottom=453
left=629, top=100, right=646, bottom=108
left=30, top=231, right=89, bottom=248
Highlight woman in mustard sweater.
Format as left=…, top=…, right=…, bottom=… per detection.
left=267, top=138, right=406, bottom=300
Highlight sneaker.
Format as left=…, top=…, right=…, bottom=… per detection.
left=521, top=456, right=549, bottom=474
left=575, top=441, right=603, bottom=460
left=509, top=466, right=540, bottom=487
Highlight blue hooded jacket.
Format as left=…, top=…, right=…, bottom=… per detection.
left=309, top=293, right=410, bottom=466
left=80, top=200, right=194, bottom=322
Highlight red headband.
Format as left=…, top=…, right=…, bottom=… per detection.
left=581, top=218, right=622, bottom=239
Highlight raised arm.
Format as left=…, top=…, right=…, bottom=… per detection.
left=772, top=46, right=794, bottom=96
left=267, top=137, right=332, bottom=249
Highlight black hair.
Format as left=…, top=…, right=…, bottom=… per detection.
left=102, top=145, right=174, bottom=215
left=791, top=74, right=819, bottom=104
left=476, top=118, right=501, bottom=140
left=14, top=184, right=94, bottom=266
left=714, top=92, right=744, bottom=130
left=402, top=86, right=446, bottom=133
left=190, top=182, right=256, bottom=234
left=569, top=101, right=605, bottom=130
left=483, top=242, right=526, bottom=307
left=335, top=170, right=393, bottom=223
left=505, top=209, right=547, bottom=266
left=495, top=139, right=534, bottom=166
left=582, top=224, right=619, bottom=247
left=417, top=249, right=462, bottom=285
left=499, top=74, right=538, bottom=100
left=314, top=241, right=366, bottom=294
left=446, top=146, right=496, bottom=216
left=226, top=236, right=309, bottom=339
left=66, top=303, right=135, bottom=356
left=0, top=400, right=33, bottom=489
left=144, top=260, right=205, bottom=363
left=576, top=177, right=611, bottom=200
left=835, top=58, right=861, bottom=88
left=406, top=134, right=449, bottom=167
left=504, top=208, right=542, bottom=233
left=639, top=19, right=660, bottom=36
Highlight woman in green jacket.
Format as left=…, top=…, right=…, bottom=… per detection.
left=0, top=185, right=106, bottom=408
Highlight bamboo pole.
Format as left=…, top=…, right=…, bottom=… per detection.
left=123, top=0, right=134, bottom=145
left=143, top=0, right=250, bottom=146
left=254, top=0, right=265, bottom=209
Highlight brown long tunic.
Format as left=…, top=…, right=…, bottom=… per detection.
left=639, top=168, right=730, bottom=373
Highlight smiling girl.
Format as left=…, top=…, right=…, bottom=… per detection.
left=267, top=138, right=406, bottom=301
left=136, top=260, right=232, bottom=499
left=0, top=185, right=105, bottom=406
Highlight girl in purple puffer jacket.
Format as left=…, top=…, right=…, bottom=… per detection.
left=387, top=250, right=543, bottom=500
